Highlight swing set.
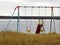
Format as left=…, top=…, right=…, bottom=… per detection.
left=4, top=6, right=60, bottom=34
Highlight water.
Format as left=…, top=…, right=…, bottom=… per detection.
left=0, top=19, right=60, bottom=34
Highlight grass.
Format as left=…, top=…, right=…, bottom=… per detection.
left=0, top=31, right=60, bottom=45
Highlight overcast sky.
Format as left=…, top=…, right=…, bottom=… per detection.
left=0, top=0, right=60, bottom=16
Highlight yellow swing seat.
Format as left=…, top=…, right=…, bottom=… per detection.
left=40, top=30, right=44, bottom=32
left=26, top=29, right=31, bottom=33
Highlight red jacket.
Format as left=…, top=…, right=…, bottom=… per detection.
left=35, top=24, right=43, bottom=34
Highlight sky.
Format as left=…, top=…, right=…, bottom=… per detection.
left=0, top=0, right=60, bottom=16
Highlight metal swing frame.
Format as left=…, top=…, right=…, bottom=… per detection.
left=2, top=6, right=60, bottom=33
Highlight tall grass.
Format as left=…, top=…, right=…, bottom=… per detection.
left=0, top=31, right=60, bottom=45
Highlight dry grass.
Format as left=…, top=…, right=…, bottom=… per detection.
left=0, top=31, right=60, bottom=45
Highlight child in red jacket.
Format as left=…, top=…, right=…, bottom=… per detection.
left=35, top=24, right=43, bottom=34
left=35, top=20, right=43, bottom=34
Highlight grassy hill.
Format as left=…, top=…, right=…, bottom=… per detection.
left=0, top=31, right=60, bottom=45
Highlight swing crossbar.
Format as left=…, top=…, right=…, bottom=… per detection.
left=0, top=16, right=60, bottom=20
left=17, top=6, right=60, bottom=8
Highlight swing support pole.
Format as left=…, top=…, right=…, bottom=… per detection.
left=16, top=6, right=20, bottom=32
left=50, top=7, right=56, bottom=33
left=50, top=7, right=53, bottom=33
